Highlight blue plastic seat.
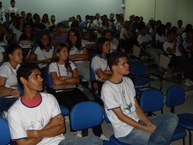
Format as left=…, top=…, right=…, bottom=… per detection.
left=166, top=85, right=188, bottom=145
left=70, top=101, right=114, bottom=144
left=110, top=135, right=131, bottom=145
left=129, top=61, right=161, bottom=98
left=59, top=104, right=69, bottom=116
left=0, top=118, right=11, bottom=145
left=140, top=88, right=164, bottom=113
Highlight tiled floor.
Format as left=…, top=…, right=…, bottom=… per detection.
left=64, top=68, right=193, bottom=145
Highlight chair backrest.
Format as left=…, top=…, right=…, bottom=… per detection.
left=70, top=101, right=103, bottom=131
left=129, top=60, right=148, bottom=86
left=132, top=45, right=141, bottom=58
left=0, top=118, right=11, bottom=145
left=166, top=85, right=185, bottom=108
left=140, top=89, right=164, bottom=113
left=159, top=54, right=171, bottom=70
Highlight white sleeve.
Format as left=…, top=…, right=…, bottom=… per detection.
left=137, top=35, right=142, bottom=45
left=91, top=56, right=101, bottom=72
left=163, top=41, right=169, bottom=53
left=101, top=83, right=120, bottom=110
left=0, top=63, right=10, bottom=78
left=8, top=109, right=27, bottom=140
left=70, top=61, right=76, bottom=71
left=48, top=62, right=59, bottom=77
left=43, top=93, right=61, bottom=117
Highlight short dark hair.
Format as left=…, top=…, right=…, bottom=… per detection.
left=17, top=63, right=41, bottom=88
left=107, top=51, right=126, bottom=71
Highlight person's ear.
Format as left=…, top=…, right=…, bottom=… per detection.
left=112, top=65, right=117, bottom=72
left=20, top=77, right=27, bottom=85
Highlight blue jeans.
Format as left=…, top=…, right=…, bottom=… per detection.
left=0, top=97, right=17, bottom=118
left=59, top=135, right=103, bottom=145
left=118, top=113, right=178, bottom=145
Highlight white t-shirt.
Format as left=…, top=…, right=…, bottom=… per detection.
left=69, top=42, right=86, bottom=64
left=7, top=93, right=65, bottom=145
left=7, top=6, right=18, bottom=16
left=163, top=40, right=182, bottom=56
left=101, top=77, right=139, bottom=138
left=34, top=46, right=54, bottom=68
left=183, top=39, right=192, bottom=57
left=49, top=61, right=76, bottom=77
left=69, top=42, right=85, bottom=56
left=137, top=34, right=152, bottom=48
left=155, top=33, right=166, bottom=44
left=91, top=55, right=109, bottom=81
left=0, top=62, right=20, bottom=89
left=120, top=27, right=128, bottom=40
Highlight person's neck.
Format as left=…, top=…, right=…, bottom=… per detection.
left=109, top=73, right=123, bottom=83
left=23, top=90, right=39, bottom=100
left=9, top=60, right=18, bottom=69
left=58, top=60, right=66, bottom=64
left=101, top=53, right=106, bottom=58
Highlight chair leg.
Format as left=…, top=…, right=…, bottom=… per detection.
left=183, top=137, right=185, bottom=145
left=188, top=130, right=192, bottom=145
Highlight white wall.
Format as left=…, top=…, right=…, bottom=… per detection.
left=3, top=0, right=124, bottom=22
left=125, top=0, right=193, bottom=26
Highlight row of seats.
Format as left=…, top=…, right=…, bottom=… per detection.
left=0, top=85, right=193, bottom=145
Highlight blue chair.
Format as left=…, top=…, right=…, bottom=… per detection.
left=103, top=107, right=131, bottom=145
left=140, top=88, right=164, bottom=114
left=59, top=104, right=69, bottom=116
left=70, top=101, right=115, bottom=145
left=166, top=85, right=191, bottom=145
left=0, top=118, right=11, bottom=145
left=70, top=101, right=103, bottom=131
left=43, top=70, right=70, bottom=116
left=110, top=135, right=131, bottom=145
left=129, top=61, right=161, bottom=98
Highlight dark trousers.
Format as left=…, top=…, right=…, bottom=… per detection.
left=47, top=87, right=103, bottom=137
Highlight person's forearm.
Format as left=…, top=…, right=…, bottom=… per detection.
left=16, top=137, right=43, bottom=145
left=69, top=54, right=88, bottom=61
left=136, top=106, right=152, bottom=126
left=65, top=77, right=80, bottom=84
left=0, top=86, right=20, bottom=97
left=37, top=125, right=65, bottom=138
left=117, top=113, right=148, bottom=131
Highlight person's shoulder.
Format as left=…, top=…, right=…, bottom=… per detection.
left=49, top=61, right=56, bottom=66
left=102, top=80, right=113, bottom=88
left=40, top=92, right=57, bottom=102
left=123, top=76, right=133, bottom=84
left=92, top=55, right=101, bottom=61
left=40, top=92, right=54, bottom=98
left=8, top=99, right=21, bottom=114
left=0, top=62, right=10, bottom=70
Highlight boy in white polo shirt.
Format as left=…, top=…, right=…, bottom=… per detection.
left=7, top=63, right=102, bottom=145
left=101, top=51, right=178, bottom=145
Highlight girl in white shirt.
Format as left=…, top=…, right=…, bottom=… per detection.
left=66, top=28, right=89, bottom=81
left=48, top=43, right=105, bottom=138
left=0, top=44, right=23, bottom=117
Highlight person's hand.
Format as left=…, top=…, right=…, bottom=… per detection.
left=27, top=130, right=39, bottom=138
left=47, top=114, right=64, bottom=128
left=145, top=124, right=156, bottom=133
left=10, top=89, right=20, bottom=98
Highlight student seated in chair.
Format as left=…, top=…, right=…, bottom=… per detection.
left=101, top=51, right=178, bottom=145
left=7, top=63, right=102, bottom=145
